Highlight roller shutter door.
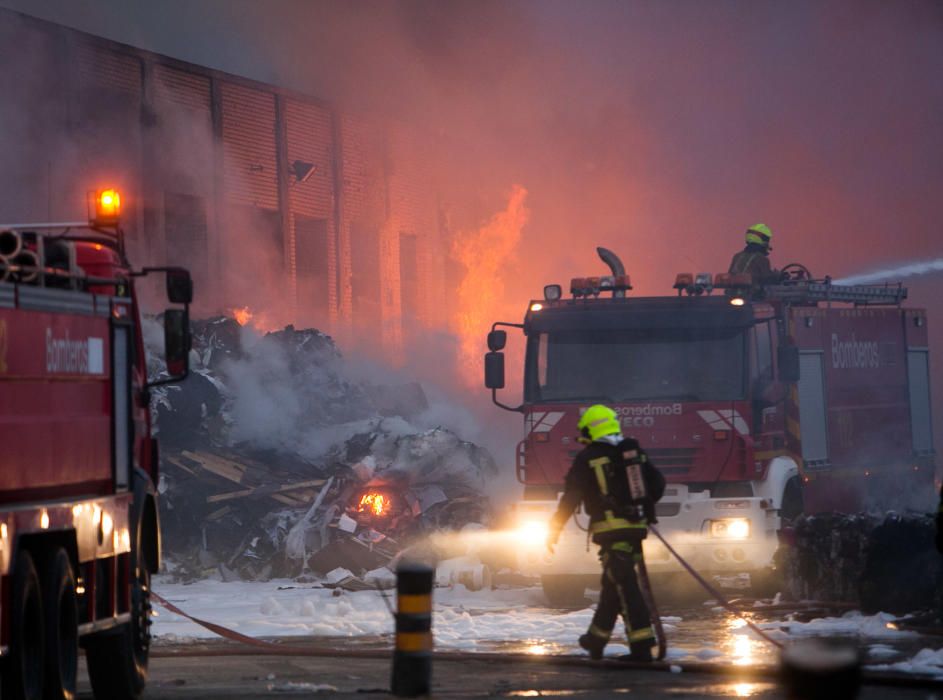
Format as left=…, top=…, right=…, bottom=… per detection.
left=220, top=83, right=278, bottom=210
left=797, top=352, right=829, bottom=463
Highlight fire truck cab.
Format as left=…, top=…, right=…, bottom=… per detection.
left=0, top=190, right=192, bottom=699
left=485, top=250, right=935, bottom=604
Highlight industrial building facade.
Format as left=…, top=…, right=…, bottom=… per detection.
left=0, top=9, right=442, bottom=352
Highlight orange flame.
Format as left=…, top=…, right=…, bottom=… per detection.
left=452, top=185, right=529, bottom=387
left=358, top=492, right=387, bottom=516
left=232, top=306, right=253, bottom=326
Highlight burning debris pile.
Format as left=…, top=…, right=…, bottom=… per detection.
left=147, top=316, right=495, bottom=583
left=777, top=512, right=942, bottom=615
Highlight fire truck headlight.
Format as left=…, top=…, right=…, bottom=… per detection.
left=516, top=520, right=548, bottom=544
left=729, top=295, right=746, bottom=307
left=530, top=302, right=544, bottom=312
left=710, top=518, right=750, bottom=539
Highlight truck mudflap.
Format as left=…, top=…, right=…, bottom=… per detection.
left=514, top=484, right=781, bottom=581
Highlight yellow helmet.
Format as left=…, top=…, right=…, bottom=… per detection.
left=578, top=404, right=621, bottom=442
left=745, top=223, right=773, bottom=246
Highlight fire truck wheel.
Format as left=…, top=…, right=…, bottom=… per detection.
left=84, top=552, right=150, bottom=699
left=541, top=575, right=590, bottom=608
left=1, top=550, right=45, bottom=700
left=41, top=548, right=78, bottom=700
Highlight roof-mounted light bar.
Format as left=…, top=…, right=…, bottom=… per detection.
left=570, top=274, right=632, bottom=298
left=673, top=272, right=714, bottom=296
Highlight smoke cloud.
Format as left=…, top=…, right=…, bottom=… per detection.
left=2, top=0, right=942, bottom=485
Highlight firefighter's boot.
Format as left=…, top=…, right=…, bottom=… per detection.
left=578, top=633, right=606, bottom=660
left=623, top=641, right=654, bottom=663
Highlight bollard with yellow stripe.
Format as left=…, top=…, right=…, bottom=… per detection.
left=392, top=562, right=434, bottom=697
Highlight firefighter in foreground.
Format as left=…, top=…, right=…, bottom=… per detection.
left=546, top=405, right=666, bottom=661
left=728, top=222, right=781, bottom=286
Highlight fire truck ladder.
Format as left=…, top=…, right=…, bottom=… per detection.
left=764, top=279, right=907, bottom=306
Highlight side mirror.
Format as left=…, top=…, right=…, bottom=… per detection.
left=487, top=330, right=507, bottom=352
left=778, top=345, right=800, bottom=383
left=484, top=352, right=505, bottom=389
left=166, top=269, right=193, bottom=305
left=164, top=308, right=190, bottom=378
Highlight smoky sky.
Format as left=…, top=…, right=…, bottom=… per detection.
left=3, top=0, right=943, bottom=464
left=5, top=0, right=941, bottom=284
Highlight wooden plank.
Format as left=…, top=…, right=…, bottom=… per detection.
left=164, top=456, right=197, bottom=476
left=205, top=488, right=255, bottom=503
left=271, top=494, right=298, bottom=506
left=205, top=505, right=232, bottom=521
left=182, top=450, right=245, bottom=484
left=206, top=479, right=326, bottom=504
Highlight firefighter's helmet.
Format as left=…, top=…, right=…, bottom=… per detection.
left=578, top=404, right=621, bottom=443
left=745, top=223, right=773, bottom=247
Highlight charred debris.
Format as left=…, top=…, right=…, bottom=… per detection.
left=147, top=316, right=495, bottom=585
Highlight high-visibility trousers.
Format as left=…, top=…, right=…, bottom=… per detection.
left=585, top=541, right=655, bottom=652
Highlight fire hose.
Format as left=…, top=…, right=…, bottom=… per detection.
left=649, top=524, right=784, bottom=650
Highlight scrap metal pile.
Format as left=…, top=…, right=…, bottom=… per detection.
left=777, top=512, right=942, bottom=615
left=146, top=316, right=495, bottom=582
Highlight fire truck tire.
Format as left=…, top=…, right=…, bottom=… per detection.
left=40, top=548, right=78, bottom=700
left=541, top=575, right=590, bottom=608
left=84, top=551, right=150, bottom=699
left=1, top=550, right=45, bottom=700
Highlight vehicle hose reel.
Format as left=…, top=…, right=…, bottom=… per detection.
left=11, top=249, right=40, bottom=284
left=0, top=229, right=22, bottom=258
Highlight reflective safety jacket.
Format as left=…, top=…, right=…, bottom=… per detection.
left=728, top=243, right=779, bottom=285
left=550, top=437, right=666, bottom=545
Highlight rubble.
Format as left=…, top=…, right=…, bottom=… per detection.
left=777, top=512, right=942, bottom=615
left=148, top=316, right=495, bottom=583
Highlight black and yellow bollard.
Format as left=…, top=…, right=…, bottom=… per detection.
left=392, top=562, right=434, bottom=697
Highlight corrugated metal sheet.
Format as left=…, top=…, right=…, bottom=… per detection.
left=294, top=214, right=331, bottom=325
left=220, top=83, right=278, bottom=209
left=153, top=64, right=211, bottom=113
left=164, top=192, right=209, bottom=285
left=286, top=100, right=334, bottom=218
left=286, top=100, right=337, bottom=320
left=340, top=114, right=389, bottom=327
left=388, top=125, right=437, bottom=327
left=78, top=42, right=142, bottom=97
left=350, top=221, right=381, bottom=321
left=341, top=113, right=387, bottom=224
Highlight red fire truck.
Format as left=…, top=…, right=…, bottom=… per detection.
left=0, top=190, right=191, bottom=700
left=485, top=249, right=936, bottom=604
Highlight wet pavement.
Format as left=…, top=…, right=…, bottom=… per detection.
left=78, top=648, right=943, bottom=699
left=145, top=583, right=943, bottom=696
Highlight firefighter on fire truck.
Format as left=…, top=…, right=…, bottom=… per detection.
left=546, top=404, right=666, bottom=661
left=728, top=223, right=781, bottom=287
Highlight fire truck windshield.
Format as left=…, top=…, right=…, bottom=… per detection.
left=525, top=327, right=745, bottom=403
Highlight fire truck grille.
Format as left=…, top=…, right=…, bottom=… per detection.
left=646, top=448, right=697, bottom=475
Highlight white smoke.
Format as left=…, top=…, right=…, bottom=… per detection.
left=222, top=327, right=304, bottom=451
left=834, top=258, right=943, bottom=286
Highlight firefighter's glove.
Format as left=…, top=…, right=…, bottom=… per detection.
left=546, top=528, right=560, bottom=555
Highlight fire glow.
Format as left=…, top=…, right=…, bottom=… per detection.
left=452, top=185, right=529, bottom=388
left=232, top=306, right=253, bottom=326
left=358, top=492, right=388, bottom=517
left=230, top=306, right=280, bottom=332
